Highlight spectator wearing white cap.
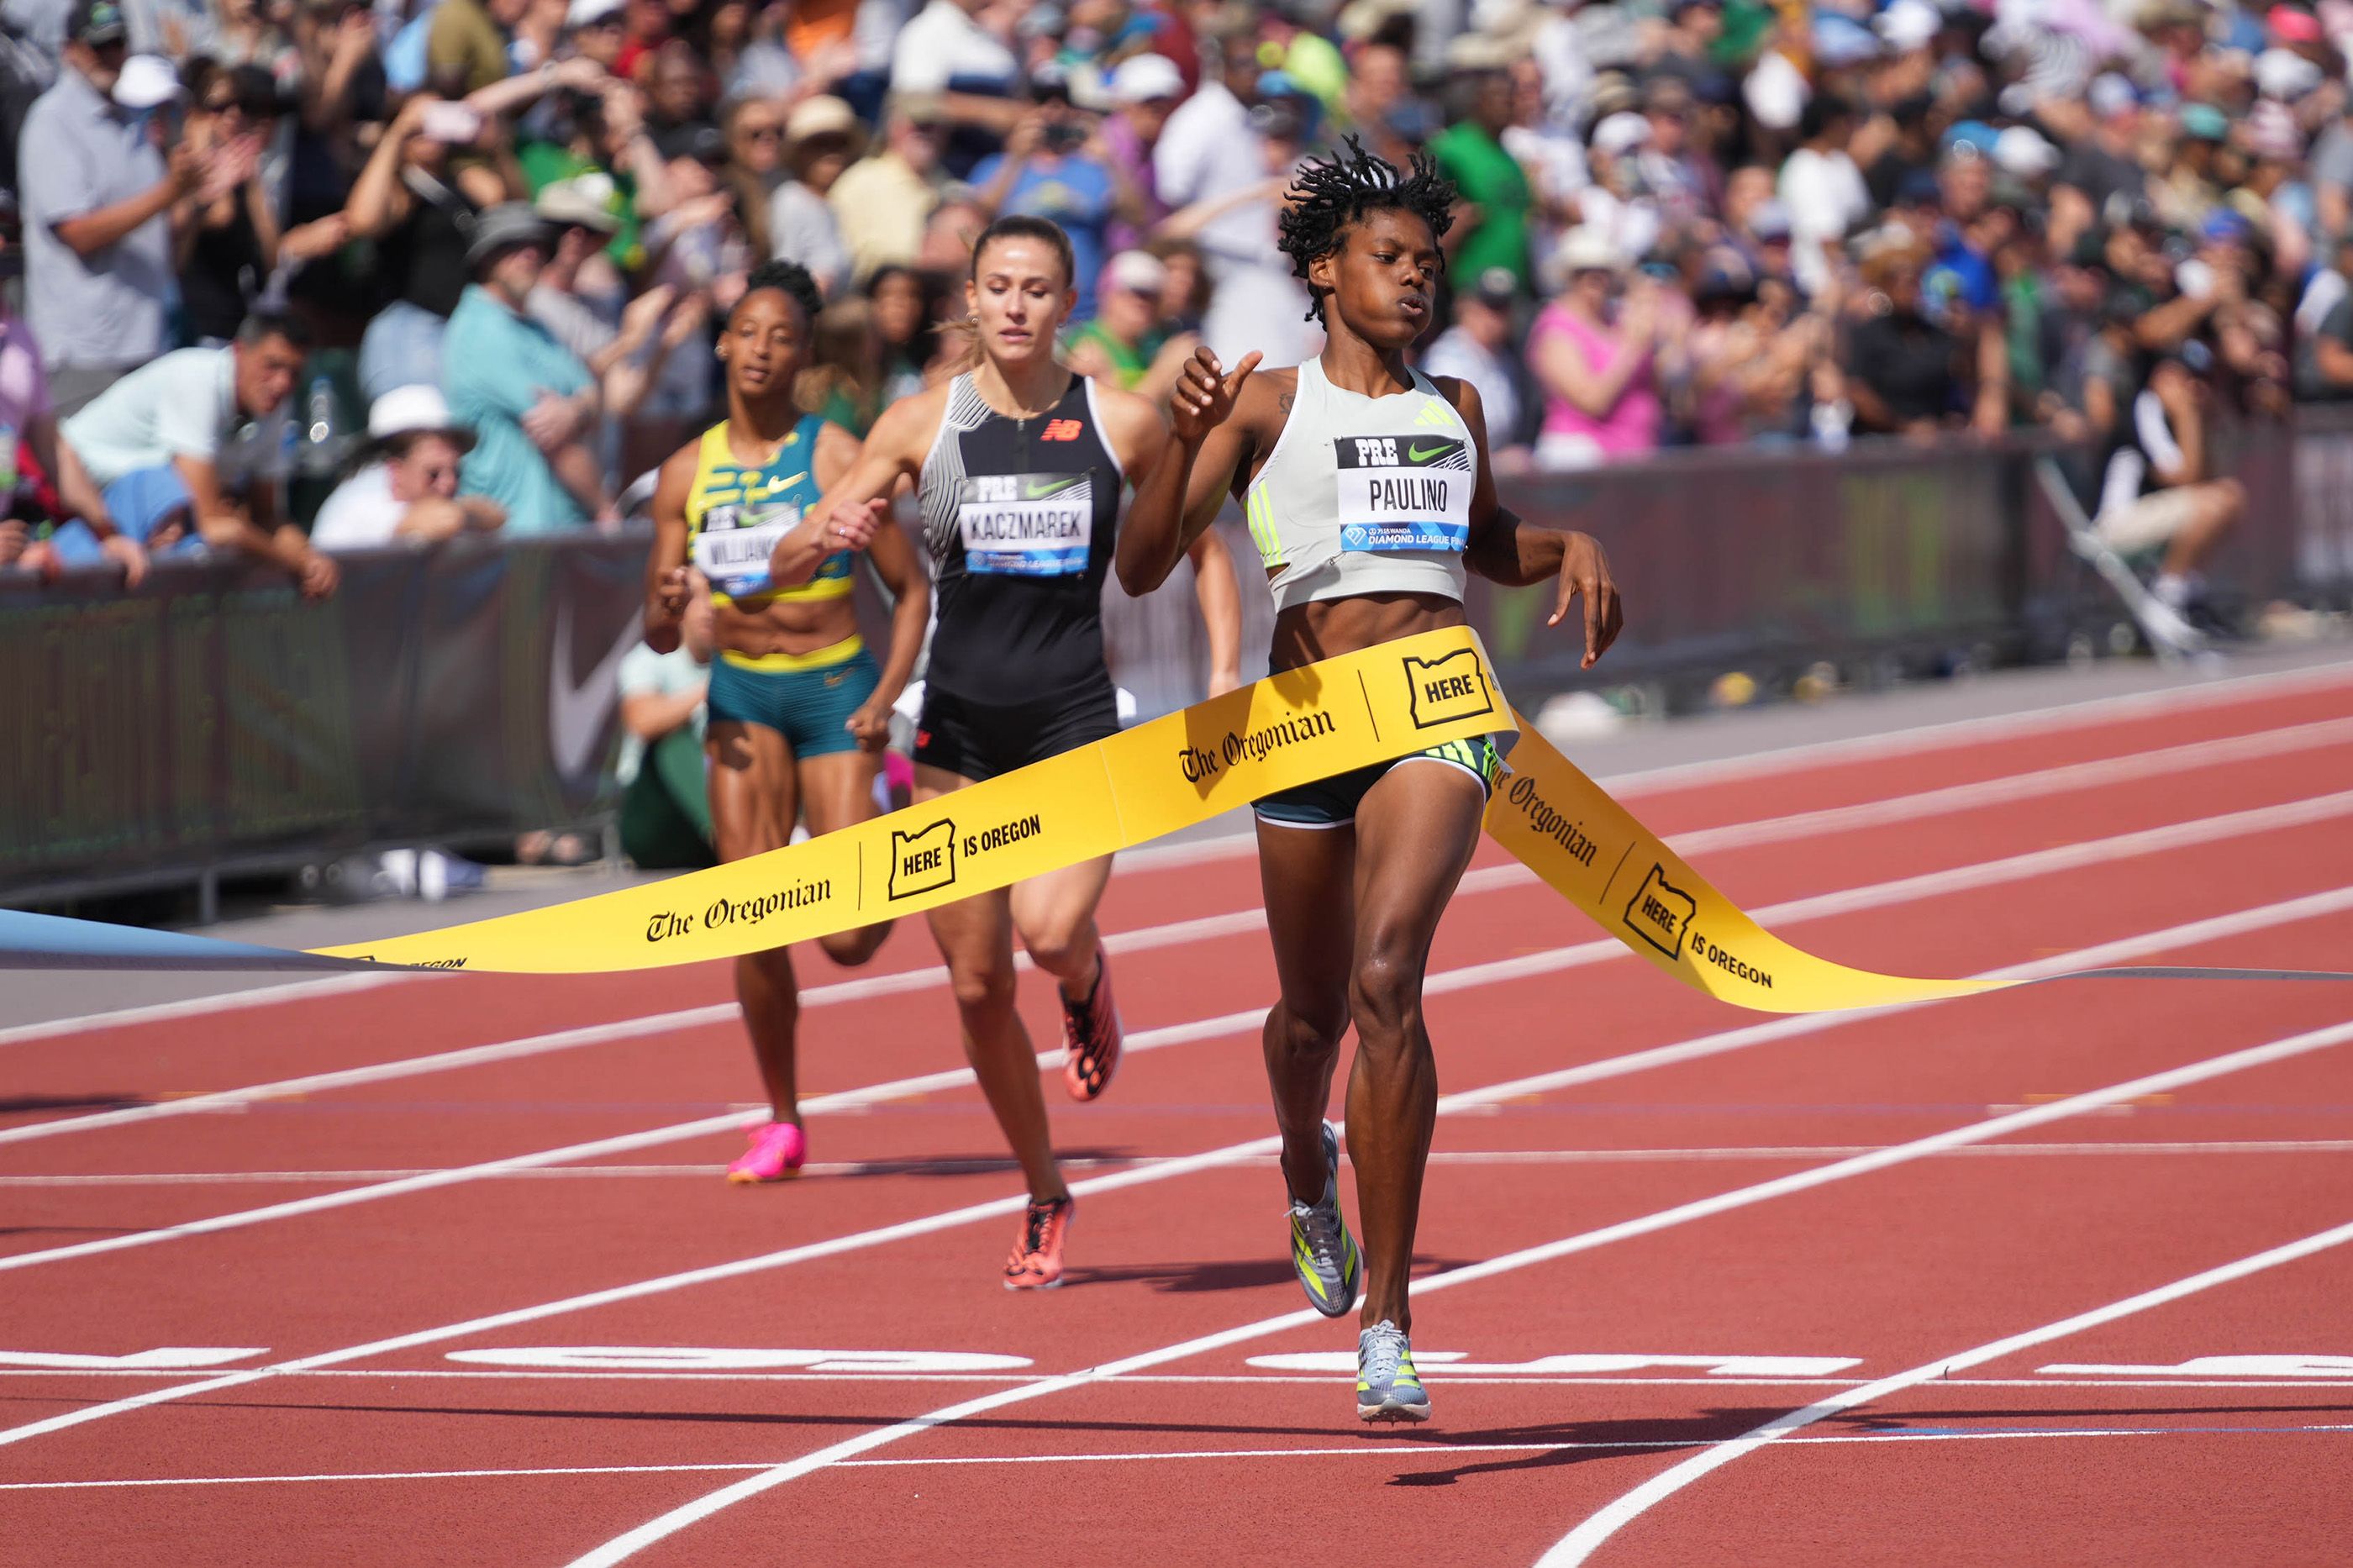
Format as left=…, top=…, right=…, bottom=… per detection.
left=530, top=179, right=705, bottom=429
left=1064, top=249, right=1199, bottom=399
left=768, top=93, right=860, bottom=297
left=828, top=101, right=949, bottom=282
left=1577, top=108, right=1664, bottom=264
left=310, top=384, right=508, bottom=548
left=20, top=8, right=208, bottom=414
left=1875, top=0, right=1941, bottom=56
left=1098, top=53, right=1185, bottom=243
left=565, top=0, right=629, bottom=72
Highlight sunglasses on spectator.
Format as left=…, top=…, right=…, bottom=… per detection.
left=739, top=124, right=782, bottom=141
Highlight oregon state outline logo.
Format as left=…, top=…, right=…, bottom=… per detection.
left=1403, top=648, right=1498, bottom=730
left=888, top=820, right=958, bottom=900
left=1624, top=865, right=1698, bottom=960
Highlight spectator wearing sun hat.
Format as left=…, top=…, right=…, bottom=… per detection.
left=1065, top=249, right=1192, bottom=396
left=311, top=384, right=507, bottom=549
left=442, top=203, right=605, bottom=532
left=769, top=93, right=861, bottom=297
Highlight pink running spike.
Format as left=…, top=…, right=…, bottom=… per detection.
left=725, top=1121, right=807, bottom=1183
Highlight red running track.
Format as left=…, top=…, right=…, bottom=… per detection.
left=3, top=666, right=2353, bottom=1566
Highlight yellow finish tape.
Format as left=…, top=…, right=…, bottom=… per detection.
left=10, top=623, right=2346, bottom=1003
left=313, top=627, right=1514, bottom=974
left=1485, top=723, right=1998, bottom=1012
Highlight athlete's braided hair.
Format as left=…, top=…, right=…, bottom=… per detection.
left=1277, top=135, right=1458, bottom=325
left=734, top=258, right=825, bottom=328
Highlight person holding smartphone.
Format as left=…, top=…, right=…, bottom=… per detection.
left=970, top=71, right=1148, bottom=326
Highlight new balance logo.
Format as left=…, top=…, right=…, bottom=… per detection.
left=1040, top=418, right=1084, bottom=442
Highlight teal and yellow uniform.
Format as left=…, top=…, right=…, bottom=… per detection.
left=689, top=414, right=880, bottom=759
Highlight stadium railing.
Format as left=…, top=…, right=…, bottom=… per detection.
left=7, top=414, right=2349, bottom=910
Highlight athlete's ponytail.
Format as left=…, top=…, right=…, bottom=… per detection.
left=940, top=214, right=1079, bottom=374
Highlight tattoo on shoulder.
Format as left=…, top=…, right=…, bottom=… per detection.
left=1277, top=391, right=1294, bottom=413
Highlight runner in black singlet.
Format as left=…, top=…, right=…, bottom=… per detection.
left=788, top=214, right=1192, bottom=1290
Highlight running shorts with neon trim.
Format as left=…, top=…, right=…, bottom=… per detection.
left=1254, top=734, right=1506, bottom=828
left=912, top=672, right=1120, bottom=784
left=706, top=636, right=878, bottom=759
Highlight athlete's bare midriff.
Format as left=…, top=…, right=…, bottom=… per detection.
left=1270, top=591, right=1466, bottom=675
left=710, top=592, right=860, bottom=660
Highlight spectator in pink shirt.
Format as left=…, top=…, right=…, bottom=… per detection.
left=1529, top=229, right=1664, bottom=467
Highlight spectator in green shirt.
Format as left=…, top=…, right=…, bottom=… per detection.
left=516, top=78, right=676, bottom=275
left=1428, top=69, right=1533, bottom=296
left=1064, top=249, right=1197, bottom=402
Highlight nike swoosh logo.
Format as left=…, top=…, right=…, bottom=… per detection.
left=1407, top=442, right=1452, bottom=463
left=768, top=472, right=807, bottom=494
left=1024, top=476, right=1085, bottom=500
left=549, top=593, right=646, bottom=782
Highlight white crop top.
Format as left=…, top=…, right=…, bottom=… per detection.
left=1241, top=356, right=1475, bottom=613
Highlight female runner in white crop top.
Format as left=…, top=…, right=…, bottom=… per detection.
left=1119, top=140, right=1624, bottom=1423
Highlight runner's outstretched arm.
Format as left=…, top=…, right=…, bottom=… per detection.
left=1118, top=345, right=1261, bottom=595
left=766, top=386, right=940, bottom=587
left=1440, top=376, right=1624, bottom=667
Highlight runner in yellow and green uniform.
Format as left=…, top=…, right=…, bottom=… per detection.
left=644, top=259, right=930, bottom=1185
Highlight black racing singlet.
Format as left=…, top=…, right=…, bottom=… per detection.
left=917, top=371, right=1124, bottom=707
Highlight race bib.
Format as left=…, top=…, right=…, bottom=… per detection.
left=958, top=473, right=1093, bottom=576
left=1334, top=434, right=1471, bottom=554
left=692, top=503, right=799, bottom=598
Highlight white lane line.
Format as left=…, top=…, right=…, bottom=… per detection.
left=17, top=1421, right=2353, bottom=1493
left=11, top=1139, right=2353, bottom=1187
left=1538, top=1217, right=2353, bottom=1567
left=0, top=905, right=1245, bottom=1150
left=10, top=883, right=2349, bottom=1458
left=12, top=714, right=2352, bottom=1158
left=559, top=1010, right=2353, bottom=1566
left=9, top=668, right=2346, bottom=1056
left=11, top=1368, right=2353, bottom=1394
left=0, top=973, right=412, bottom=1049
left=8, top=787, right=2352, bottom=1277
left=1603, top=655, right=2353, bottom=794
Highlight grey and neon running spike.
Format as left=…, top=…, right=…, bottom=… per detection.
left=1356, top=1318, right=1430, bottom=1423
left=1287, top=1120, right=1361, bottom=1318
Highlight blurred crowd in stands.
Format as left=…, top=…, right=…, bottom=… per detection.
left=0, top=0, right=2350, bottom=613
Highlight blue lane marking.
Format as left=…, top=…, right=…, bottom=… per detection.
left=0, top=910, right=375, bottom=971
